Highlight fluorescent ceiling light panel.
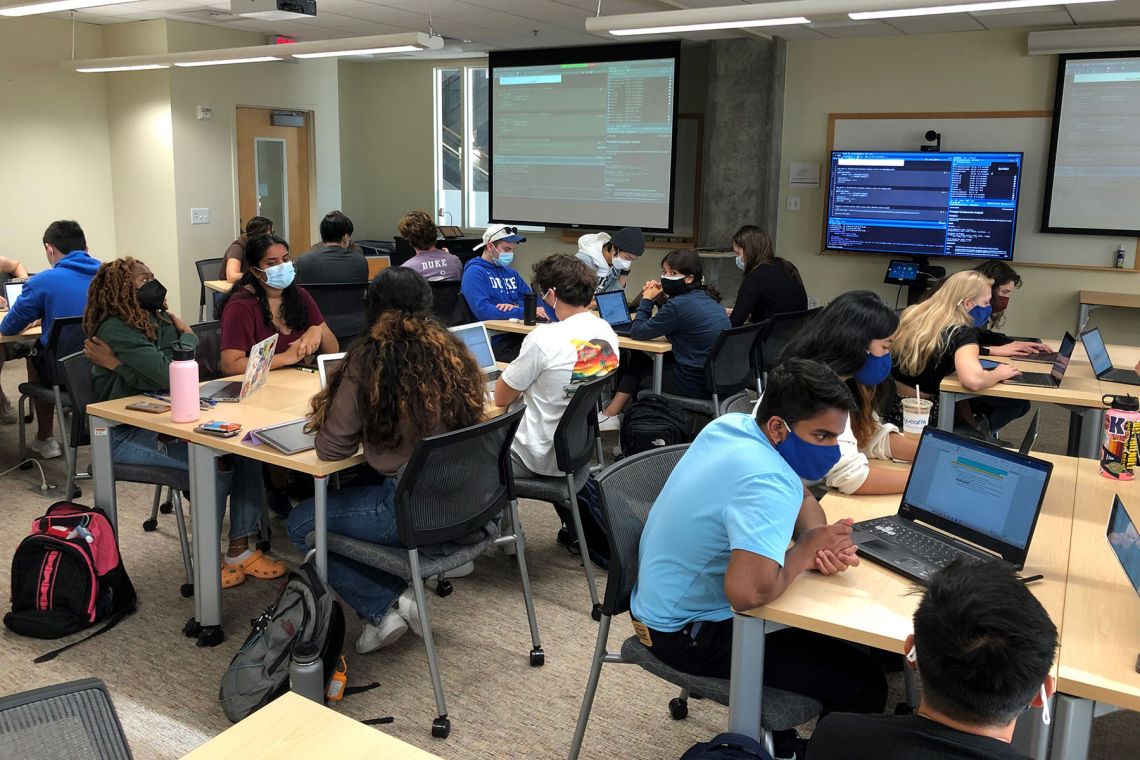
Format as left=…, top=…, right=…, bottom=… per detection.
left=609, top=17, right=811, bottom=35
left=291, top=44, right=421, bottom=59
left=586, top=5, right=814, bottom=36
left=0, top=0, right=144, bottom=16
left=76, top=63, right=169, bottom=73
left=850, top=0, right=1112, bottom=19
left=174, top=56, right=281, bottom=67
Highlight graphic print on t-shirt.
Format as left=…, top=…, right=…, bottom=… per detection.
left=566, top=337, right=618, bottom=397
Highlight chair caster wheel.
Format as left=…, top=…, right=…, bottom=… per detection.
left=180, top=583, right=194, bottom=598
left=431, top=716, right=450, bottom=739
left=591, top=603, right=602, bottom=622
left=529, top=647, right=545, bottom=667
left=668, top=697, right=688, bottom=720
left=142, top=518, right=158, bottom=532
left=436, top=580, right=453, bottom=598
left=182, top=618, right=202, bottom=639
left=159, top=501, right=174, bottom=514
left=197, top=625, right=224, bottom=647
left=255, top=539, right=271, bottom=553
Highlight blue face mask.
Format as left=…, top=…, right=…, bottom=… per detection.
left=495, top=249, right=515, bottom=268
left=774, top=420, right=842, bottom=481
left=853, top=351, right=892, bottom=386
left=969, top=304, right=992, bottom=328
left=259, top=260, right=295, bottom=290
left=735, top=255, right=745, bottom=271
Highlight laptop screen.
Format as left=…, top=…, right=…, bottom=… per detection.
left=595, top=291, right=631, bottom=328
left=1080, top=327, right=1113, bottom=375
left=450, top=323, right=495, bottom=370
left=317, top=352, right=346, bottom=390
left=901, top=427, right=1052, bottom=560
left=1108, top=496, right=1140, bottom=599
left=1049, top=332, right=1077, bottom=384
left=3, top=281, right=24, bottom=311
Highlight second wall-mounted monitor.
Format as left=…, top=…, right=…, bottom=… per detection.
left=488, top=41, right=680, bottom=231
left=826, top=150, right=1023, bottom=260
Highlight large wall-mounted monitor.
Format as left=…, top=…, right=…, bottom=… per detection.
left=488, top=41, right=680, bottom=231
left=825, top=150, right=1024, bottom=260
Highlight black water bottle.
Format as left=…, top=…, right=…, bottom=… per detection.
left=523, top=292, right=537, bottom=325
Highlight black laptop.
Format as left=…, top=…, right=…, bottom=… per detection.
left=596, top=290, right=635, bottom=336
left=851, top=426, right=1053, bottom=584
left=1004, top=336, right=1058, bottom=364
left=1000, top=332, right=1076, bottom=388
left=1080, top=327, right=1140, bottom=386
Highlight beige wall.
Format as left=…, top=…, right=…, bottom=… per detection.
left=777, top=28, right=1140, bottom=344
left=0, top=17, right=116, bottom=266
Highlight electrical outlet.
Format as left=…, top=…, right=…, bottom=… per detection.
left=786, top=197, right=801, bottom=212
left=191, top=208, right=210, bottom=225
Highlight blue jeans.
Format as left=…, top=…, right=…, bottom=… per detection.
left=109, top=425, right=263, bottom=540
left=287, top=479, right=406, bottom=624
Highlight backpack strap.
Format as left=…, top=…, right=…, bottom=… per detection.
left=32, top=605, right=134, bottom=664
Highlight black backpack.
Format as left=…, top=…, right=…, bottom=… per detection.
left=620, top=394, right=692, bottom=457
left=553, top=475, right=610, bottom=569
left=681, top=732, right=774, bottom=760
left=4, top=502, right=137, bottom=662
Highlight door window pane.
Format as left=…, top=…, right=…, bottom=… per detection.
left=255, top=138, right=288, bottom=235
left=468, top=68, right=489, bottom=228
left=438, top=68, right=463, bottom=228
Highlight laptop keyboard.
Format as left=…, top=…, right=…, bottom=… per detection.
left=862, top=518, right=979, bottom=569
left=1105, top=368, right=1140, bottom=383
left=486, top=369, right=502, bottom=382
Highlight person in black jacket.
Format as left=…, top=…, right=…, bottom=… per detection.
left=729, top=225, right=807, bottom=327
left=972, top=261, right=1051, bottom=358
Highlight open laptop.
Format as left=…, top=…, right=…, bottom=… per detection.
left=1001, top=332, right=1076, bottom=387
left=2, top=279, right=25, bottom=311
left=199, top=334, right=277, bottom=402
left=1080, top=327, right=1140, bottom=386
left=449, top=322, right=502, bottom=386
left=1004, top=336, right=1058, bottom=364
left=1107, top=495, right=1140, bottom=598
left=595, top=290, right=634, bottom=336
left=851, top=426, right=1053, bottom=584
left=317, top=352, right=346, bottom=390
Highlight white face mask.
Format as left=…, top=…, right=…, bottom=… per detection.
left=612, top=255, right=632, bottom=272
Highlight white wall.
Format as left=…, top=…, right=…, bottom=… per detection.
left=777, top=28, right=1140, bottom=344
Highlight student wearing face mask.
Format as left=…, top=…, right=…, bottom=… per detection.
left=809, top=558, right=1057, bottom=760
left=631, top=359, right=887, bottom=759
left=598, top=249, right=730, bottom=425
left=461, top=223, right=552, bottom=361
left=971, top=261, right=1051, bottom=357
left=889, top=270, right=1028, bottom=438
left=575, top=226, right=645, bottom=294
left=729, top=225, right=807, bottom=326
left=780, top=291, right=917, bottom=495
left=82, top=257, right=287, bottom=589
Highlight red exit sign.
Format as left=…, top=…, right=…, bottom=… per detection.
left=272, top=35, right=296, bottom=45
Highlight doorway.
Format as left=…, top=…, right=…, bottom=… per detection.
left=236, top=107, right=312, bottom=250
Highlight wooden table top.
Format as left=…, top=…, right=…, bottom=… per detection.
left=1056, top=462, right=1140, bottom=711
left=1080, top=290, right=1140, bottom=309
left=0, top=324, right=42, bottom=344
left=482, top=318, right=672, bottom=354
left=204, top=279, right=232, bottom=294
left=737, top=454, right=1079, bottom=658
left=183, top=692, right=443, bottom=759
left=939, top=363, right=1106, bottom=408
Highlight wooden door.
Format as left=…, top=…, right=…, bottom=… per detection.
left=236, top=107, right=312, bottom=251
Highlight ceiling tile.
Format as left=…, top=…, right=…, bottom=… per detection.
left=812, top=20, right=903, bottom=38
left=972, top=9, right=1074, bottom=29
left=1067, top=0, right=1140, bottom=24
left=883, top=14, right=987, bottom=34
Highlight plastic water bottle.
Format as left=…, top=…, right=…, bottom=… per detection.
left=1101, top=394, right=1140, bottom=480
left=169, top=342, right=200, bottom=424
left=289, top=642, right=325, bottom=703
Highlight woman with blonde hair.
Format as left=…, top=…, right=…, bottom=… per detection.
left=889, top=269, right=1028, bottom=436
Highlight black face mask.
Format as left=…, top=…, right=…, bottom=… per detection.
left=661, top=276, right=691, bottom=298
left=137, top=279, right=167, bottom=312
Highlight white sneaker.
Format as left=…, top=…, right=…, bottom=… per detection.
left=29, top=437, right=62, bottom=460
left=443, top=561, right=475, bottom=578
left=597, top=412, right=621, bottom=432
left=396, top=587, right=424, bottom=638
left=355, top=608, right=407, bottom=653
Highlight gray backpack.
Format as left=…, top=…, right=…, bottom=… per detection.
left=218, top=561, right=344, bottom=722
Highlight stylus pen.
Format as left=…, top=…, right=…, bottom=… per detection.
left=1018, top=574, right=1044, bottom=584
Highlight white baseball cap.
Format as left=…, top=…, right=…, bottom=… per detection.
left=474, top=223, right=527, bottom=250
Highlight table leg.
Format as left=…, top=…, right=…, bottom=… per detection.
left=1012, top=697, right=1052, bottom=760
left=1077, top=408, right=1104, bottom=460
left=89, top=416, right=118, bottom=532
left=1049, top=695, right=1094, bottom=760
left=313, top=475, right=328, bottom=582
left=937, top=391, right=960, bottom=430
left=652, top=354, right=664, bottom=394
left=1076, top=303, right=1091, bottom=335
left=186, top=442, right=225, bottom=647
left=205, top=291, right=216, bottom=322
left=727, top=613, right=767, bottom=740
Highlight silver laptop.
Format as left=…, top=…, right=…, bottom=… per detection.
left=1080, top=327, right=1140, bottom=386
left=449, top=322, right=502, bottom=385
left=3, top=280, right=25, bottom=311
left=852, top=426, right=1053, bottom=584
left=317, top=352, right=346, bottom=390
left=1107, top=495, right=1140, bottom=598
left=199, top=334, right=277, bottom=402
left=595, top=290, right=634, bottom=336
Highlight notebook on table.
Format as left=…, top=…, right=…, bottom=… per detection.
left=449, top=322, right=501, bottom=387
left=851, top=426, right=1053, bottom=584
left=1080, top=327, right=1140, bottom=386
left=595, top=290, right=634, bottom=336
left=199, top=334, right=277, bottom=402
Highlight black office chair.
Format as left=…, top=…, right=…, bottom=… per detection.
left=306, top=407, right=543, bottom=739
left=17, top=317, right=85, bottom=476
left=195, top=257, right=224, bottom=322
left=301, top=282, right=367, bottom=347
left=429, top=281, right=465, bottom=326
left=60, top=352, right=195, bottom=597
left=191, top=320, right=222, bottom=381
left=646, top=322, right=766, bottom=419
left=0, top=678, right=132, bottom=759
left=568, top=445, right=822, bottom=759
left=755, top=307, right=823, bottom=388
left=511, top=375, right=611, bottom=620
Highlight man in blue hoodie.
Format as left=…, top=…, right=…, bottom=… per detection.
left=461, top=223, right=552, bottom=361
left=1, top=220, right=102, bottom=459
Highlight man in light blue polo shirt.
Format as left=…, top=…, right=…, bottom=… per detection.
left=631, top=358, right=887, bottom=755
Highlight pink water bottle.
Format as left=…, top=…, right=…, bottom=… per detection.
left=169, top=342, right=200, bottom=424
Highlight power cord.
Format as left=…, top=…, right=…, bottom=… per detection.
left=0, top=458, right=52, bottom=491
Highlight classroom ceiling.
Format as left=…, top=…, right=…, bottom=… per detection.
left=22, top=0, right=1140, bottom=49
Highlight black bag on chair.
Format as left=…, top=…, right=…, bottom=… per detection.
left=619, top=394, right=692, bottom=457
left=553, top=475, right=610, bottom=569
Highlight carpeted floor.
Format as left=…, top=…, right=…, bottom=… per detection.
left=0, top=363, right=1135, bottom=758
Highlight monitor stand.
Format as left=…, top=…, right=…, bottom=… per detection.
left=906, top=256, right=946, bottom=306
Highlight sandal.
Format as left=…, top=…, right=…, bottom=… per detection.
left=221, top=563, right=246, bottom=589
left=235, top=550, right=287, bottom=580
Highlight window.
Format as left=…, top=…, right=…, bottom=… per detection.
left=434, top=66, right=489, bottom=230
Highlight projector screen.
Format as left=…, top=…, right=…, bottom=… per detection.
left=1043, top=52, right=1140, bottom=236
left=488, top=42, right=680, bottom=231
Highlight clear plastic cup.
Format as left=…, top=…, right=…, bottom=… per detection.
left=901, top=397, right=933, bottom=435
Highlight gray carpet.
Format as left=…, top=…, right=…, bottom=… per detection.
left=0, top=364, right=1134, bottom=758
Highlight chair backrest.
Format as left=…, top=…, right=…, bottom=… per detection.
left=191, top=320, right=222, bottom=381
left=705, top=322, right=767, bottom=396
left=60, top=351, right=96, bottom=449
left=595, top=444, right=689, bottom=617
left=723, top=392, right=758, bottom=415
left=394, top=407, right=525, bottom=548
left=39, top=316, right=85, bottom=388
left=758, top=307, right=823, bottom=374
left=455, top=293, right=477, bottom=326
left=553, top=374, right=612, bottom=475
left=0, top=677, right=131, bottom=759
left=195, top=257, right=224, bottom=306
left=429, top=280, right=464, bottom=326
left=300, top=282, right=367, bottom=345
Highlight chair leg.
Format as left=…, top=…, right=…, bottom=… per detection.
left=565, top=473, right=601, bottom=620
left=17, top=394, right=28, bottom=457
left=568, top=613, right=612, bottom=759
left=712, top=393, right=721, bottom=418
left=172, top=491, right=195, bottom=597
left=593, top=400, right=605, bottom=469
left=408, top=550, right=450, bottom=739
left=53, top=390, right=73, bottom=473
left=142, top=486, right=162, bottom=532
left=508, top=499, right=544, bottom=661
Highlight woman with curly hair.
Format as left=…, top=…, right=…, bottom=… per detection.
left=83, top=257, right=286, bottom=589
left=287, top=267, right=488, bottom=653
